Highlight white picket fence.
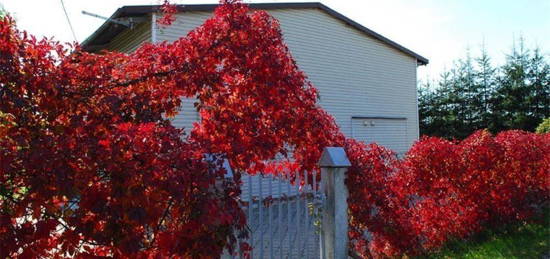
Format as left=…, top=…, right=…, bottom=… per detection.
left=239, top=171, right=320, bottom=259
left=221, top=147, right=352, bottom=259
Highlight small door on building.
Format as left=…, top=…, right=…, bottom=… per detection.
left=351, top=117, right=409, bottom=155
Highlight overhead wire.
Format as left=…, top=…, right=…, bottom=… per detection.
left=59, top=0, right=78, bottom=42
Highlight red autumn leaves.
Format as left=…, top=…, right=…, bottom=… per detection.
left=0, top=0, right=341, bottom=257
left=1, top=0, right=548, bottom=258
left=346, top=130, right=549, bottom=257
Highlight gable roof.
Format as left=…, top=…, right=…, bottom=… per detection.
left=82, top=2, right=428, bottom=65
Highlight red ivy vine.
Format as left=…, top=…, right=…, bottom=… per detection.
left=1, top=0, right=548, bottom=258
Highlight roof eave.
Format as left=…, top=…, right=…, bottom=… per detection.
left=81, top=8, right=123, bottom=48
left=81, top=2, right=429, bottom=65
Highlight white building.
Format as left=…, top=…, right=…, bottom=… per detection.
left=83, top=6, right=429, bottom=254
left=82, top=2, right=429, bottom=156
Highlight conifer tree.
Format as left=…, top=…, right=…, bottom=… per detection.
left=419, top=37, right=549, bottom=138
left=475, top=45, right=496, bottom=131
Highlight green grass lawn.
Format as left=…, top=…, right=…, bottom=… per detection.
left=421, top=210, right=549, bottom=259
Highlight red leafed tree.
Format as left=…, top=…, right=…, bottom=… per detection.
left=0, top=1, right=341, bottom=257
left=2, top=0, right=549, bottom=258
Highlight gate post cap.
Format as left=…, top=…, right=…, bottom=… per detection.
left=318, top=147, right=351, bottom=167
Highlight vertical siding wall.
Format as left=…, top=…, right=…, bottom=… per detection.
left=154, top=8, right=419, bottom=149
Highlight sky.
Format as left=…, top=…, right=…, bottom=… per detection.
left=2, top=0, right=549, bottom=81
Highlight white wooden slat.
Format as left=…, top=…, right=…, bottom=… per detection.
left=303, top=170, right=310, bottom=258
left=286, top=170, right=292, bottom=258
left=278, top=175, right=283, bottom=258
left=234, top=170, right=321, bottom=258
left=247, top=174, right=254, bottom=259
left=268, top=176, right=273, bottom=259
left=294, top=172, right=302, bottom=255
left=258, top=175, right=264, bottom=258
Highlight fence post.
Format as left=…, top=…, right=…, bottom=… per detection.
left=319, top=147, right=351, bottom=259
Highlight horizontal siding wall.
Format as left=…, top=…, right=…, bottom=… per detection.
left=107, top=20, right=152, bottom=53
left=352, top=118, right=409, bottom=155
left=155, top=12, right=212, bottom=132
left=154, top=8, right=420, bottom=199
left=269, top=9, right=419, bottom=148
left=154, top=8, right=419, bottom=148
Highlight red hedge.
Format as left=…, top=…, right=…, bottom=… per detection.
left=346, top=130, right=550, bottom=257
